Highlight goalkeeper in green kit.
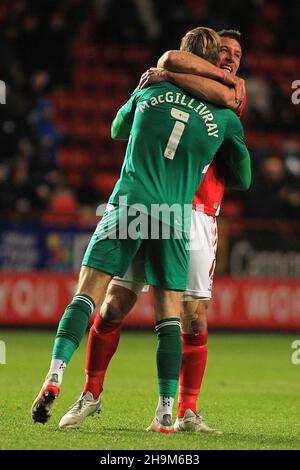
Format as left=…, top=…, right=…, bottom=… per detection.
left=32, top=27, right=250, bottom=432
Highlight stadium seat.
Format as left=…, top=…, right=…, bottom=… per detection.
left=51, top=91, right=75, bottom=114
left=65, top=172, right=85, bottom=189
left=76, top=94, right=99, bottom=116
left=102, top=44, right=122, bottom=63
left=280, top=57, right=300, bottom=74
left=244, top=54, right=260, bottom=71
left=125, top=46, right=152, bottom=65
left=49, top=189, right=79, bottom=215
left=221, top=200, right=244, bottom=218
left=71, top=43, right=101, bottom=64
left=58, top=148, right=93, bottom=170
left=91, top=171, right=119, bottom=198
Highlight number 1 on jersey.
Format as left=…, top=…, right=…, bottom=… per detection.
left=164, top=108, right=190, bottom=160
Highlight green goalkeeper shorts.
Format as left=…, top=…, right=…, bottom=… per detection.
left=82, top=204, right=190, bottom=291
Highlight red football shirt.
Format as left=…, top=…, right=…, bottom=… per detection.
left=193, top=96, right=246, bottom=216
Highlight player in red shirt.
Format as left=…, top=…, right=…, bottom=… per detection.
left=58, top=30, right=248, bottom=432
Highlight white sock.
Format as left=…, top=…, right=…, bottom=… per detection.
left=156, top=396, right=174, bottom=421
left=47, top=359, right=67, bottom=386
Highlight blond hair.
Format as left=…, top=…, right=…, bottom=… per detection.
left=180, top=27, right=220, bottom=64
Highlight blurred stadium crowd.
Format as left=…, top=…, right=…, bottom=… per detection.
left=1, top=0, right=300, bottom=223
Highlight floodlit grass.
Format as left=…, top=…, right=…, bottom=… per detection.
left=0, top=330, right=300, bottom=450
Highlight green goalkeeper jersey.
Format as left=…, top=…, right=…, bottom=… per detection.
left=109, top=82, right=249, bottom=228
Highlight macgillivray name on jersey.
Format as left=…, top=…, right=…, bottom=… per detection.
left=137, top=91, right=219, bottom=138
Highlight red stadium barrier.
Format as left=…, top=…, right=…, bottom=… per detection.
left=208, top=278, right=300, bottom=330
left=0, top=273, right=299, bottom=330
left=0, top=273, right=154, bottom=328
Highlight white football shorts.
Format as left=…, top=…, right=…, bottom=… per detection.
left=111, top=211, right=218, bottom=300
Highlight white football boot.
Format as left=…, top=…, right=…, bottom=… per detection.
left=174, top=409, right=222, bottom=434
left=59, top=392, right=102, bottom=429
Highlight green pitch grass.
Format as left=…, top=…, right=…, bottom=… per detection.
left=0, top=330, right=300, bottom=450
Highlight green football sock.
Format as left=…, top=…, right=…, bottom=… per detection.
left=52, top=294, right=96, bottom=364
left=155, top=317, right=182, bottom=399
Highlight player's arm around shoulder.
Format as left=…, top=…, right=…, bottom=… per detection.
left=157, top=50, right=245, bottom=108
left=158, top=50, right=225, bottom=81
left=164, top=72, right=241, bottom=109
left=221, top=113, right=251, bottom=191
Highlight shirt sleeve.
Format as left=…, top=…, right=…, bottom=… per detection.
left=235, top=95, right=247, bottom=119
left=220, top=113, right=251, bottom=190
left=111, top=88, right=138, bottom=140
